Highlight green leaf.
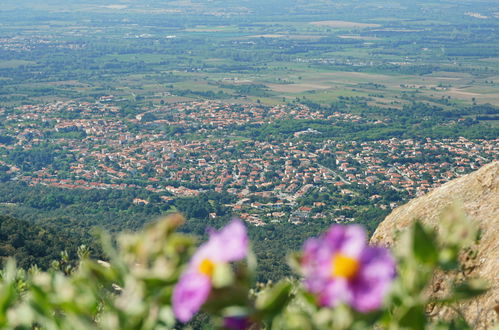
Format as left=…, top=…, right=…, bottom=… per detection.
left=287, top=252, right=303, bottom=275
left=412, top=222, right=438, bottom=266
left=432, top=317, right=472, bottom=330
left=277, top=310, right=314, bottom=330
left=0, top=284, right=15, bottom=322
left=438, top=247, right=459, bottom=271
left=246, top=250, right=258, bottom=276
left=255, top=280, right=292, bottom=314
left=451, top=279, right=489, bottom=301
left=433, top=279, right=489, bottom=305
left=212, top=263, right=234, bottom=288
left=398, top=305, right=426, bottom=330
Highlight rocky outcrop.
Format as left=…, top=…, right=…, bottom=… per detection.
left=371, top=161, right=498, bottom=329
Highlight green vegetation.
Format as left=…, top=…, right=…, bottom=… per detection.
left=0, top=211, right=488, bottom=329
left=0, top=215, right=85, bottom=269
left=0, top=0, right=497, bottom=317
left=0, top=182, right=332, bottom=282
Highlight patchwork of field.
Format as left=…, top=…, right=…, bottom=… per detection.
left=266, top=83, right=331, bottom=93
left=310, top=20, right=381, bottom=28
left=0, top=1, right=498, bottom=110
left=338, top=35, right=381, bottom=40
left=246, top=34, right=324, bottom=40
left=0, top=60, right=35, bottom=69
left=256, top=70, right=499, bottom=106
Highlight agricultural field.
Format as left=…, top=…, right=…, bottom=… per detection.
left=0, top=0, right=498, bottom=109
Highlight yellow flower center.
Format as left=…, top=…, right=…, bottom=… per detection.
left=198, top=259, right=215, bottom=277
left=332, top=254, right=359, bottom=280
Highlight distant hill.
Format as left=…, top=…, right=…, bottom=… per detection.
left=371, top=161, right=498, bottom=329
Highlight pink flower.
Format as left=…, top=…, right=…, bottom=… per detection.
left=301, top=225, right=395, bottom=312
left=173, top=219, right=249, bottom=322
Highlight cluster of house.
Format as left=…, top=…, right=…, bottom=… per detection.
left=132, top=100, right=376, bottom=128
left=0, top=36, right=84, bottom=52
left=0, top=100, right=496, bottom=226
left=322, top=137, right=497, bottom=196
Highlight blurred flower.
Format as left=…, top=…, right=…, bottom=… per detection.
left=173, top=219, right=249, bottom=322
left=223, top=316, right=251, bottom=330
left=301, top=225, right=395, bottom=312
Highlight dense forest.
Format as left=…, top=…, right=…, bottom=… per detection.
left=0, top=183, right=349, bottom=281
left=0, top=215, right=84, bottom=269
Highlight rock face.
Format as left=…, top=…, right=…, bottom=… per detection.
left=371, top=161, right=498, bottom=329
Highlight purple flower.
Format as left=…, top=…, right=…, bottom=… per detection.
left=223, top=316, right=251, bottom=330
left=301, top=225, right=395, bottom=312
left=173, top=219, right=249, bottom=322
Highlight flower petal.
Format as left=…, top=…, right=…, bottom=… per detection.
left=190, top=219, right=248, bottom=270
left=173, top=272, right=212, bottom=322
left=320, top=278, right=352, bottom=307
left=300, top=224, right=396, bottom=313
left=324, top=224, right=366, bottom=258
left=302, top=237, right=332, bottom=280
left=350, top=247, right=396, bottom=312
left=209, top=219, right=249, bottom=263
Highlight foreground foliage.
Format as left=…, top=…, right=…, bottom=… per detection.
left=0, top=210, right=488, bottom=329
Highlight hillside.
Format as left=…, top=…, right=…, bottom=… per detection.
left=0, top=215, right=83, bottom=269
left=371, top=161, right=498, bottom=329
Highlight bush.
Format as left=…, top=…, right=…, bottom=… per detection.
left=0, top=210, right=488, bottom=329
